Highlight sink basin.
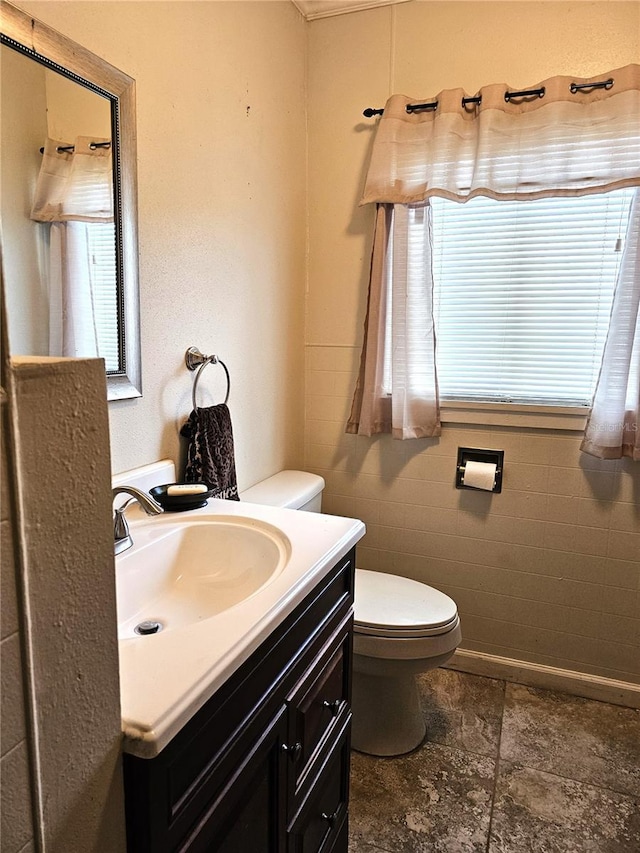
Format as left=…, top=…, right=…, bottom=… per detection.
left=114, top=490, right=365, bottom=757
left=116, top=517, right=291, bottom=639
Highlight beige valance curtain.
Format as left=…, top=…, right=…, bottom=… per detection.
left=348, top=65, right=640, bottom=446
left=360, top=65, right=640, bottom=205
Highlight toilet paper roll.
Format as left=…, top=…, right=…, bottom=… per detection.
left=463, top=460, right=497, bottom=491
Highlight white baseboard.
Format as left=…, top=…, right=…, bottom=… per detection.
left=446, top=649, right=640, bottom=709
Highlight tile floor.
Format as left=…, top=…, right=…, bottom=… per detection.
left=348, top=668, right=640, bottom=853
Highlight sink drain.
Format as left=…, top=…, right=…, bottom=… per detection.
left=134, top=620, right=163, bottom=636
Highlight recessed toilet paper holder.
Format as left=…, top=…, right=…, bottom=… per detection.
left=456, top=447, right=504, bottom=493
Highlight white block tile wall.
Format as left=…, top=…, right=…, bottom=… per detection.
left=1, top=400, right=36, bottom=853
left=304, top=344, right=640, bottom=685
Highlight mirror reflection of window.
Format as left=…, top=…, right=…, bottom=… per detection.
left=31, top=137, right=118, bottom=371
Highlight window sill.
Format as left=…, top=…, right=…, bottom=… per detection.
left=440, top=401, right=589, bottom=431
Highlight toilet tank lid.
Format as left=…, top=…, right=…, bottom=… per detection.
left=241, top=470, right=325, bottom=509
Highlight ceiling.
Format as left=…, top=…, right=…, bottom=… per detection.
left=291, top=0, right=412, bottom=21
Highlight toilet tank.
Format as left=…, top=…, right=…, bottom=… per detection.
left=241, top=470, right=325, bottom=512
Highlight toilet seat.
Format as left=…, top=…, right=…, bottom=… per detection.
left=355, top=616, right=460, bottom=639
left=354, top=569, right=459, bottom=638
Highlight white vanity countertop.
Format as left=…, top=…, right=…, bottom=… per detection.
left=118, top=498, right=365, bottom=758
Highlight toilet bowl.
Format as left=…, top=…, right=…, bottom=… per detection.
left=352, top=569, right=461, bottom=756
left=241, top=471, right=462, bottom=757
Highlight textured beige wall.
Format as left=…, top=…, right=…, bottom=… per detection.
left=20, top=0, right=308, bottom=486
left=7, top=357, right=126, bottom=853
left=306, top=1, right=640, bottom=683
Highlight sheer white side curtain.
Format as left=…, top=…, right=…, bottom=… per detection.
left=31, top=136, right=113, bottom=359
left=582, top=192, right=640, bottom=460
left=347, top=64, right=640, bottom=459
left=348, top=202, right=440, bottom=439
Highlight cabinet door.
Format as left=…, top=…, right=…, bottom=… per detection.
left=177, top=708, right=288, bottom=853
left=287, top=715, right=351, bottom=853
left=286, top=617, right=351, bottom=808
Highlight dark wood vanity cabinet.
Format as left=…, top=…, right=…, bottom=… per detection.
left=123, top=549, right=355, bottom=853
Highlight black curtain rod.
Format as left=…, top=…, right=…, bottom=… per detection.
left=39, top=141, right=112, bottom=154
left=363, top=76, right=614, bottom=117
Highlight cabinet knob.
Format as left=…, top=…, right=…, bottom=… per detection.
left=321, top=809, right=340, bottom=826
left=322, top=699, right=342, bottom=716
left=281, top=741, right=302, bottom=759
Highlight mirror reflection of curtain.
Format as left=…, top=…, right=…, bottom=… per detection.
left=30, top=136, right=117, bottom=368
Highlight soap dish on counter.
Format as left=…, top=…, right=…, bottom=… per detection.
left=150, top=483, right=213, bottom=512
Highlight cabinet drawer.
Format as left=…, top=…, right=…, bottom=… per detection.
left=286, top=615, right=351, bottom=803
left=287, top=714, right=351, bottom=853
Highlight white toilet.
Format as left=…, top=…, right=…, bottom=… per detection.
left=241, top=470, right=462, bottom=757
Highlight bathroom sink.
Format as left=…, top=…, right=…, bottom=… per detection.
left=115, top=516, right=291, bottom=639
left=115, top=491, right=365, bottom=757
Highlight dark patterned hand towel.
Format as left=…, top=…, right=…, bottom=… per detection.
left=180, top=403, right=240, bottom=500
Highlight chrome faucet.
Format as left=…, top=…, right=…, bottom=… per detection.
left=112, top=486, right=163, bottom=555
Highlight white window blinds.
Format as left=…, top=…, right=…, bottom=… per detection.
left=85, top=221, right=119, bottom=372
left=429, top=189, right=634, bottom=407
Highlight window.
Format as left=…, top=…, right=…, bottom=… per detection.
left=383, top=188, right=634, bottom=409
left=349, top=66, right=639, bottom=444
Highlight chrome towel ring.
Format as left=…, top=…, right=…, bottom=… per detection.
left=185, top=346, right=231, bottom=410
